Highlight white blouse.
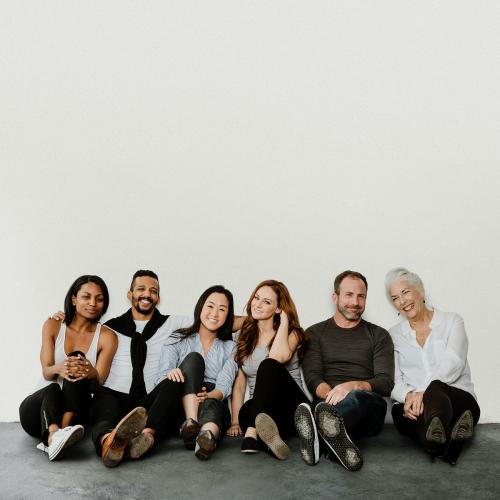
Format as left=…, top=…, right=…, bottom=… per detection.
left=389, top=309, right=476, bottom=403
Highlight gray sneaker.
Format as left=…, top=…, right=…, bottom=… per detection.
left=314, top=402, right=362, bottom=471
left=294, top=403, right=319, bottom=465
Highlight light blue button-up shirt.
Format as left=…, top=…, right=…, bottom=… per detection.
left=156, top=333, right=238, bottom=400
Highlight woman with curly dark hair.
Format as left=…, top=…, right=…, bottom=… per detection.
left=227, top=280, right=310, bottom=459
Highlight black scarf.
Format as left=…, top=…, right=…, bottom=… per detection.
left=105, top=308, right=169, bottom=400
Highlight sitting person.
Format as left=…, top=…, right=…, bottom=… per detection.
left=19, top=275, right=117, bottom=460
left=227, top=280, right=309, bottom=460
left=385, top=267, right=480, bottom=465
left=298, top=270, right=394, bottom=471
left=155, top=285, right=237, bottom=460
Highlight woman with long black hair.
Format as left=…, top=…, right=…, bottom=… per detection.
left=155, top=285, right=237, bottom=460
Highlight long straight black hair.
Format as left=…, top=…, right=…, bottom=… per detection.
left=63, top=275, right=109, bottom=325
left=174, top=285, right=234, bottom=341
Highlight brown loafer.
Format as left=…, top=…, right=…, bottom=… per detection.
left=128, top=431, right=155, bottom=459
left=102, top=407, right=147, bottom=467
left=180, top=418, right=201, bottom=450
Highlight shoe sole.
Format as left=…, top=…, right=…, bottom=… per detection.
left=195, top=432, right=216, bottom=461
left=315, top=403, right=363, bottom=472
left=450, top=410, right=474, bottom=442
left=102, top=407, right=147, bottom=467
left=180, top=419, right=201, bottom=450
left=426, top=416, right=447, bottom=445
left=128, top=432, right=154, bottom=459
left=48, top=425, right=85, bottom=461
left=294, top=403, right=319, bottom=465
left=255, top=413, right=290, bottom=460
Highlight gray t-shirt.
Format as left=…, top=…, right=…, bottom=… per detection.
left=242, top=345, right=304, bottom=398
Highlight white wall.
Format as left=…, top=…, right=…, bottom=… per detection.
left=1, top=1, right=499, bottom=422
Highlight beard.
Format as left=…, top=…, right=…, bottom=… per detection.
left=133, top=297, right=155, bottom=315
left=337, top=305, right=363, bottom=322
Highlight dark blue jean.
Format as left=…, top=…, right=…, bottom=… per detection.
left=318, top=390, right=387, bottom=442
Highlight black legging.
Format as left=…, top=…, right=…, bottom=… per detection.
left=91, top=352, right=229, bottom=453
left=239, top=358, right=310, bottom=437
left=19, top=352, right=93, bottom=445
left=392, top=379, right=480, bottom=461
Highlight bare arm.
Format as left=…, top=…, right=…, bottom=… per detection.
left=268, top=312, right=299, bottom=363
left=40, top=319, right=69, bottom=381
left=94, top=327, right=118, bottom=385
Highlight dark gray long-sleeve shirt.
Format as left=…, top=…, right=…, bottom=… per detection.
left=302, top=318, right=394, bottom=397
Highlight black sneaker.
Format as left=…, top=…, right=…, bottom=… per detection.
left=314, top=402, right=363, bottom=472
left=241, top=436, right=260, bottom=454
left=294, top=403, right=319, bottom=465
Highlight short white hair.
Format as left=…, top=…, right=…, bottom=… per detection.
left=385, top=267, right=425, bottom=303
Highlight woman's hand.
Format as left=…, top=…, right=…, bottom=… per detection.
left=279, top=310, right=289, bottom=329
left=65, top=355, right=95, bottom=382
left=166, top=368, right=184, bottom=383
left=50, top=311, right=65, bottom=321
left=404, top=391, right=424, bottom=419
left=227, top=423, right=242, bottom=436
left=197, top=387, right=208, bottom=403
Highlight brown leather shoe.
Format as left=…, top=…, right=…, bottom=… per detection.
left=102, top=407, right=147, bottom=467
left=180, top=418, right=201, bottom=450
left=128, top=431, right=155, bottom=459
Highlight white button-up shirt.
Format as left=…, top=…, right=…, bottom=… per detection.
left=389, top=309, right=476, bottom=403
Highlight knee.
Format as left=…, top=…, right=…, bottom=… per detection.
left=46, top=382, right=61, bottom=395
left=181, top=352, right=205, bottom=372
left=424, top=380, right=448, bottom=400
left=256, top=357, right=282, bottom=377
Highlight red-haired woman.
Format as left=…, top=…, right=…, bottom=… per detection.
left=227, top=280, right=310, bottom=459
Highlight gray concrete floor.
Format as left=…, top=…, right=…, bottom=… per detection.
left=0, top=423, right=498, bottom=500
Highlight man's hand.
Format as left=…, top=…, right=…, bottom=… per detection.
left=404, top=391, right=424, bottom=420
left=324, top=381, right=370, bottom=405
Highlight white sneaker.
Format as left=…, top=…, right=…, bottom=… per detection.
left=36, top=442, right=48, bottom=454
left=48, top=425, right=84, bottom=461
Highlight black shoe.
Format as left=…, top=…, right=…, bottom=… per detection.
left=195, top=430, right=217, bottom=461
left=450, top=410, right=474, bottom=442
left=180, top=418, right=201, bottom=450
left=294, top=403, right=319, bottom=465
left=425, top=416, right=447, bottom=445
left=240, top=436, right=260, bottom=454
left=314, top=402, right=363, bottom=472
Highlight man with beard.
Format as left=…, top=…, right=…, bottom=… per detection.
left=294, top=270, right=394, bottom=471
left=89, top=270, right=193, bottom=467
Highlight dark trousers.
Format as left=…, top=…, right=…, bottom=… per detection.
left=19, top=379, right=92, bottom=446
left=239, top=358, right=310, bottom=438
left=315, top=390, right=387, bottom=442
left=91, top=352, right=229, bottom=454
left=392, top=380, right=480, bottom=460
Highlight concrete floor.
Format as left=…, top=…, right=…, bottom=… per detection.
left=0, top=423, right=498, bottom=500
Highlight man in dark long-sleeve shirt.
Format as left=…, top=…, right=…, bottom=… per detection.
left=295, top=270, right=394, bottom=471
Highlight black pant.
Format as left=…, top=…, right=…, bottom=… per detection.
left=91, top=352, right=229, bottom=453
left=19, top=378, right=92, bottom=446
left=239, top=358, right=310, bottom=437
left=392, top=380, right=480, bottom=460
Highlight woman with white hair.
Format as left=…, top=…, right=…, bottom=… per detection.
left=385, top=268, right=480, bottom=465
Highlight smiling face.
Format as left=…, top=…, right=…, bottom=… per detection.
left=333, top=276, right=367, bottom=326
left=199, top=292, right=230, bottom=333
left=389, top=280, right=425, bottom=320
left=128, top=276, right=160, bottom=317
left=250, top=285, right=280, bottom=321
left=72, top=282, right=105, bottom=321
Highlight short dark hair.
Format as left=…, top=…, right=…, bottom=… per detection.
left=130, top=270, right=160, bottom=293
left=333, top=270, right=368, bottom=294
left=174, top=285, right=234, bottom=342
left=64, top=275, right=109, bottom=325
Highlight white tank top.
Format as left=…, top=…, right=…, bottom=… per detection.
left=34, top=322, right=101, bottom=391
